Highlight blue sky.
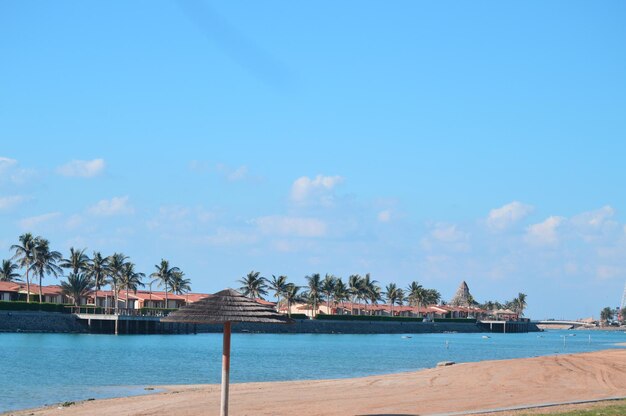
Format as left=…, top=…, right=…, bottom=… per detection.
left=1, top=1, right=625, bottom=318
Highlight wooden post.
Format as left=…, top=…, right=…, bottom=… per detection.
left=221, top=321, right=232, bottom=416
left=114, top=318, right=119, bottom=335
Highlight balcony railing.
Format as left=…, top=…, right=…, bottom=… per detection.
left=68, top=306, right=176, bottom=317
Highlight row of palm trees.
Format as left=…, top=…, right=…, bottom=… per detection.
left=237, top=271, right=529, bottom=318
left=479, top=293, right=528, bottom=316
left=1, top=233, right=190, bottom=310
left=237, top=271, right=443, bottom=317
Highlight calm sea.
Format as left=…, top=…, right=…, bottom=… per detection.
left=1, top=330, right=625, bottom=413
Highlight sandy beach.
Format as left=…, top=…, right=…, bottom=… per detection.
left=7, top=349, right=626, bottom=416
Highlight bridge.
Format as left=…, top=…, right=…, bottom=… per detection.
left=533, top=320, right=588, bottom=329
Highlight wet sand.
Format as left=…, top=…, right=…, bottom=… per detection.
left=7, top=349, right=626, bottom=416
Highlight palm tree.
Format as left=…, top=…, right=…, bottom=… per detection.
left=406, top=281, right=426, bottom=316
left=170, top=271, right=191, bottom=295
left=321, top=273, right=337, bottom=314
left=150, top=259, right=181, bottom=308
left=107, top=252, right=128, bottom=314
left=513, top=293, right=527, bottom=317
left=30, top=238, right=62, bottom=303
left=384, top=283, right=401, bottom=317
left=237, top=270, right=267, bottom=299
left=424, top=288, right=441, bottom=306
left=11, top=233, right=37, bottom=302
left=396, top=288, right=405, bottom=306
left=359, top=273, right=378, bottom=314
left=0, top=259, right=21, bottom=282
left=482, top=300, right=495, bottom=311
left=268, top=275, right=288, bottom=311
left=85, top=252, right=109, bottom=307
left=59, top=247, right=90, bottom=275
left=305, top=273, right=323, bottom=317
left=119, top=262, right=145, bottom=310
left=368, top=284, right=382, bottom=315
left=348, top=274, right=362, bottom=315
left=283, top=283, right=302, bottom=318
left=333, top=278, right=350, bottom=315
left=61, top=273, right=95, bottom=307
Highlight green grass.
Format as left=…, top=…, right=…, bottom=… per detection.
left=520, top=399, right=626, bottom=415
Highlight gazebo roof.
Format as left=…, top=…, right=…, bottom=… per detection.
left=161, top=288, right=294, bottom=325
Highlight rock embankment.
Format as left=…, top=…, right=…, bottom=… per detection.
left=0, top=311, right=87, bottom=333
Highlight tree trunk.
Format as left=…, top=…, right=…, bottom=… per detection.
left=25, top=268, right=31, bottom=303
left=38, top=274, right=43, bottom=303
left=114, top=284, right=119, bottom=315
left=164, top=283, right=168, bottom=309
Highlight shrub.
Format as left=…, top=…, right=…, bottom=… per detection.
left=315, top=314, right=424, bottom=322
left=287, top=313, right=308, bottom=320
left=0, top=301, right=74, bottom=313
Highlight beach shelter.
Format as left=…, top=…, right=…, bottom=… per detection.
left=161, top=288, right=293, bottom=416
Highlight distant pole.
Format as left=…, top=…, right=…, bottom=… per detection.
left=221, top=321, right=232, bottom=416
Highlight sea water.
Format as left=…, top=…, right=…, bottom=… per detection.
left=0, top=330, right=624, bottom=413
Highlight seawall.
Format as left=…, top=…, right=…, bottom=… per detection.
left=0, top=311, right=540, bottom=334
left=194, top=319, right=487, bottom=334
left=0, top=311, right=87, bottom=333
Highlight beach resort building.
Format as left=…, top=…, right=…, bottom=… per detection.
left=283, top=301, right=490, bottom=320
left=0, top=281, right=212, bottom=310
left=0, top=281, right=65, bottom=303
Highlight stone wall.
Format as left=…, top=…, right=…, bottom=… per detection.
left=0, top=311, right=87, bottom=333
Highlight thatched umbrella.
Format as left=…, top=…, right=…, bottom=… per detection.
left=161, top=288, right=293, bottom=416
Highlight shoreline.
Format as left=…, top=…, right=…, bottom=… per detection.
left=5, top=349, right=626, bottom=416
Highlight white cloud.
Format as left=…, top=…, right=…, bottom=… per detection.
left=290, top=174, right=343, bottom=205
left=0, top=157, right=35, bottom=184
left=256, top=215, right=327, bottom=237
left=88, top=196, right=134, bottom=216
left=525, top=216, right=564, bottom=245
left=421, top=223, right=470, bottom=253
left=0, top=157, right=18, bottom=172
left=216, top=164, right=248, bottom=181
left=18, top=212, right=62, bottom=229
left=430, top=223, right=467, bottom=243
left=487, top=201, right=533, bottom=231
left=571, top=205, right=615, bottom=230
left=57, top=159, right=105, bottom=178
left=146, top=205, right=216, bottom=231
left=0, top=195, right=27, bottom=210
left=378, top=210, right=392, bottom=223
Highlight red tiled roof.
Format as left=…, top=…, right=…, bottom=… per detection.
left=0, top=281, right=20, bottom=292
left=2, top=283, right=64, bottom=296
